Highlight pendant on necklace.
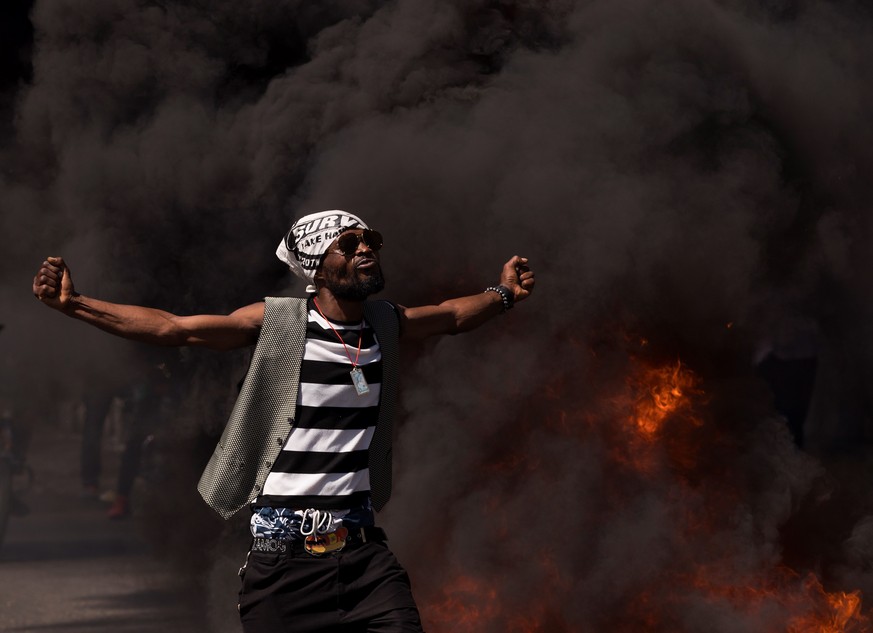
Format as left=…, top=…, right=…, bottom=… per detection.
left=350, top=367, right=370, bottom=396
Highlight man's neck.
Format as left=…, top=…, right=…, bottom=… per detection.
left=313, top=289, right=365, bottom=322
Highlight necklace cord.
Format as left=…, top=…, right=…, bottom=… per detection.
left=313, top=298, right=364, bottom=367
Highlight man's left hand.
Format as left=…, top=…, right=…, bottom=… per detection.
left=500, top=255, right=536, bottom=303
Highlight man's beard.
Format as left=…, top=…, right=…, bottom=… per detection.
left=327, top=270, right=386, bottom=301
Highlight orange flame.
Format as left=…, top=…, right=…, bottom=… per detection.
left=423, top=574, right=499, bottom=632
left=423, top=572, right=559, bottom=633
left=604, top=359, right=706, bottom=475
left=630, top=361, right=701, bottom=438
left=420, top=358, right=871, bottom=632
left=624, top=566, right=872, bottom=633
left=787, top=575, right=869, bottom=632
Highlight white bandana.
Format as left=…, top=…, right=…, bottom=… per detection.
left=276, top=210, right=369, bottom=293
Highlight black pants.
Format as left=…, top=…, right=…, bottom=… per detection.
left=239, top=540, right=424, bottom=633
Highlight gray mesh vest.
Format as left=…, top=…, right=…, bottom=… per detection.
left=197, top=297, right=400, bottom=519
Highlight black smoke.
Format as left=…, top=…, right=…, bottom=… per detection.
left=3, top=0, right=873, bottom=631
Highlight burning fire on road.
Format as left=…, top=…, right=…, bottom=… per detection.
left=411, top=350, right=870, bottom=632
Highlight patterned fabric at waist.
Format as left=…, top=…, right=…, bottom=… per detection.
left=250, top=504, right=375, bottom=541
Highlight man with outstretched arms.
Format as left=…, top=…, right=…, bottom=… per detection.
left=32, top=209, right=535, bottom=633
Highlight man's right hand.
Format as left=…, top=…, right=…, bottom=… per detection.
left=31, top=256, right=263, bottom=349
left=33, top=256, right=76, bottom=312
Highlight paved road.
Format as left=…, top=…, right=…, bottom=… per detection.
left=0, top=425, right=243, bottom=633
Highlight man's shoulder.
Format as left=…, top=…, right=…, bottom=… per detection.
left=364, top=299, right=400, bottom=317
left=261, top=297, right=309, bottom=327
left=264, top=296, right=307, bottom=305
left=363, top=300, right=402, bottom=339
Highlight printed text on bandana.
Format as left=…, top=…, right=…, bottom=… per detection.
left=292, top=214, right=359, bottom=245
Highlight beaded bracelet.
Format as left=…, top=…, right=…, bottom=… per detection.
left=485, top=285, right=514, bottom=312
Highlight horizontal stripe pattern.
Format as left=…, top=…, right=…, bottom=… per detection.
left=297, top=382, right=381, bottom=408
left=282, top=427, right=375, bottom=453
left=256, top=490, right=372, bottom=511
left=306, top=326, right=380, bottom=348
left=302, top=338, right=381, bottom=364
left=300, top=360, right=382, bottom=385
left=295, top=406, right=378, bottom=430
left=263, top=469, right=371, bottom=497
left=273, top=450, right=369, bottom=474
left=257, top=299, right=381, bottom=508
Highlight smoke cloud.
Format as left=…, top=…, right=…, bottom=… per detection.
left=3, top=0, right=873, bottom=630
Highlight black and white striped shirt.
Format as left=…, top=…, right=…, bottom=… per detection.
left=255, top=298, right=382, bottom=510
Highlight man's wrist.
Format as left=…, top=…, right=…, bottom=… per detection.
left=61, top=292, right=82, bottom=315
left=484, top=285, right=514, bottom=312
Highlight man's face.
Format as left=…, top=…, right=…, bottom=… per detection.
left=315, top=228, right=385, bottom=300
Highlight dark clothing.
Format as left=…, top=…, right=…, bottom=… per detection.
left=239, top=539, right=423, bottom=633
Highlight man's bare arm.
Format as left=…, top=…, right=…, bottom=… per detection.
left=399, top=255, right=535, bottom=340
left=33, top=257, right=263, bottom=350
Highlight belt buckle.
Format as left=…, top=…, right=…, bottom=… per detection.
left=304, top=527, right=349, bottom=556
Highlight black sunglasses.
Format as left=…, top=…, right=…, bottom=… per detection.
left=331, top=229, right=384, bottom=256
